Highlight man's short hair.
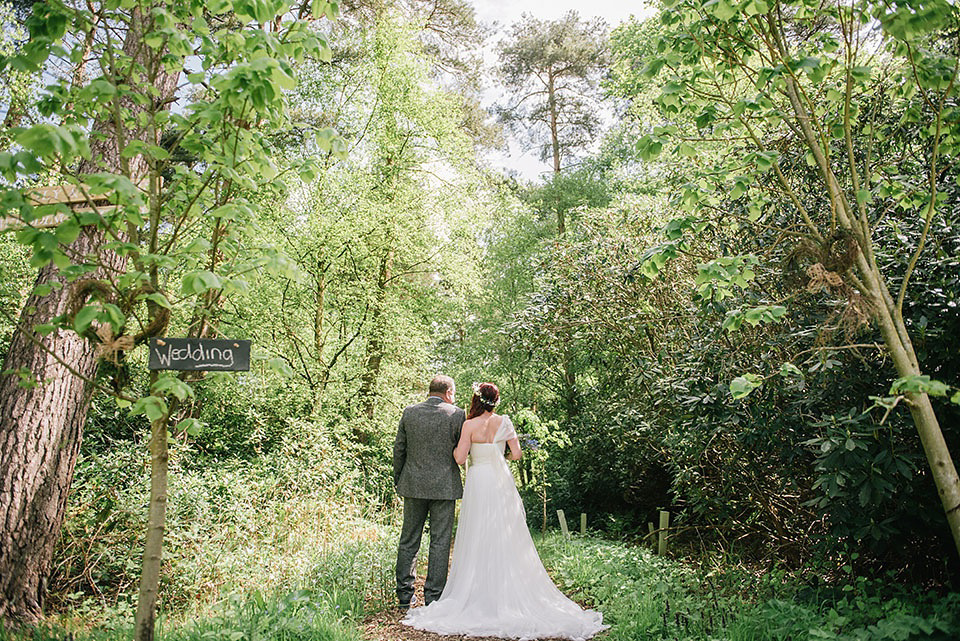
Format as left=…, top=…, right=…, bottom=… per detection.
left=429, top=375, right=455, bottom=395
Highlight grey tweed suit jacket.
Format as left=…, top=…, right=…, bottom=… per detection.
left=393, top=396, right=465, bottom=500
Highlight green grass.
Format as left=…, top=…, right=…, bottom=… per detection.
left=9, top=454, right=399, bottom=641
left=9, top=528, right=960, bottom=641
left=0, top=589, right=361, bottom=641
left=15, top=444, right=960, bottom=641
left=52, top=431, right=399, bottom=623
left=2, top=527, right=396, bottom=641
left=536, top=533, right=960, bottom=641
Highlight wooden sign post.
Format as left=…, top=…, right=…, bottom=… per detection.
left=0, top=184, right=113, bottom=231
left=1, top=179, right=155, bottom=231
left=148, top=338, right=250, bottom=371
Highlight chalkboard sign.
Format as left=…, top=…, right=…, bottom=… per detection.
left=148, top=338, right=250, bottom=371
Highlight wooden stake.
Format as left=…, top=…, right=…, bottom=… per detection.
left=580, top=512, right=586, bottom=535
left=658, top=510, right=670, bottom=556
left=557, top=509, right=569, bottom=539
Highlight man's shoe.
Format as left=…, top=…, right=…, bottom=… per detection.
left=397, top=595, right=418, bottom=610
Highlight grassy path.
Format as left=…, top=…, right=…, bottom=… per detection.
left=356, top=534, right=960, bottom=641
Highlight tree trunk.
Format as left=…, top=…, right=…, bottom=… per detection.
left=0, top=8, right=178, bottom=624
left=777, top=62, right=960, bottom=556
left=562, top=354, right=578, bottom=420
left=358, top=249, right=392, bottom=424
left=872, top=282, right=960, bottom=557
left=133, top=386, right=170, bottom=641
left=547, top=70, right=564, bottom=235
left=312, top=262, right=327, bottom=413
left=0, top=264, right=100, bottom=621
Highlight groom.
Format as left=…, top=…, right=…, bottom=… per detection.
left=393, top=375, right=465, bottom=609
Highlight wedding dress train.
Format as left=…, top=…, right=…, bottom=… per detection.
left=402, top=416, right=607, bottom=640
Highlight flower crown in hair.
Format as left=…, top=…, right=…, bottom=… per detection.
left=471, top=381, right=500, bottom=407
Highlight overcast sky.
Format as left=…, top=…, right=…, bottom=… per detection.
left=472, top=0, right=651, bottom=30
left=469, top=1, right=656, bottom=180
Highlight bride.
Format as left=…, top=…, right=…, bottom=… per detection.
left=402, top=382, right=608, bottom=640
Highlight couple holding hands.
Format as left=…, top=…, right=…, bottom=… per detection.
left=393, top=375, right=607, bottom=640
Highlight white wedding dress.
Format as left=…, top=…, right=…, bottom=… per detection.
left=402, top=416, right=608, bottom=640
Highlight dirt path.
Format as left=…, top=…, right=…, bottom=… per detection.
left=362, top=607, right=576, bottom=641
left=361, top=577, right=588, bottom=641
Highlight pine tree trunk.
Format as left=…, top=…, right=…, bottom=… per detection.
left=547, top=70, right=564, bottom=235
left=0, top=265, right=100, bottom=621
left=0, top=8, right=178, bottom=624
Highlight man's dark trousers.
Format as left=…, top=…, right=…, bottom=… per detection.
left=396, top=497, right=455, bottom=605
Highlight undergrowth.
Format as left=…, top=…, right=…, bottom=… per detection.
left=0, top=589, right=363, bottom=641
left=49, top=419, right=396, bottom=623
left=10, top=417, right=960, bottom=641
left=538, top=533, right=960, bottom=641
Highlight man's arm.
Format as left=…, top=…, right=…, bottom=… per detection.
left=393, top=412, right=407, bottom=488
left=452, top=408, right=465, bottom=445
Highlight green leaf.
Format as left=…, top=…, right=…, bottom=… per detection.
left=753, top=150, right=778, bottom=171
left=102, top=303, right=126, bottom=330
left=152, top=374, right=194, bottom=401
left=779, top=362, right=804, bottom=378
left=742, top=305, right=786, bottom=326
left=33, top=323, right=56, bottom=336
left=730, top=374, right=763, bottom=400
left=270, top=64, right=296, bottom=91
left=176, top=417, right=203, bottom=437
left=183, top=238, right=212, bottom=253
left=850, top=66, right=872, bottom=83
left=52, top=250, right=71, bottom=270
left=722, top=311, right=744, bottom=332
left=890, top=375, right=950, bottom=397
left=130, top=395, right=168, bottom=422
left=16, top=125, right=56, bottom=157
left=143, top=32, right=166, bottom=49
left=182, top=270, right=223, bottom=295
left=55, top=220, right=81, bottom=244
left=73, top=305, right=99, bottom=334
left=709, top=0, right=737, bottom=21
left=142, top=292, right=172, bottom=309
left=268, top=357, right=294, bottom=377
left=636, top=134, right=664, bottom=161
left=678, top=142, right=698, bottom=157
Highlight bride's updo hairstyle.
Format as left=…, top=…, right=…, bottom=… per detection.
left=467, top=382, right=500, bottom=419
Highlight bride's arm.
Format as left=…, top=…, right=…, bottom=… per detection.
left=505, top=437, right=522, bottom=461
left=454, top=422, right=473, bottom=466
